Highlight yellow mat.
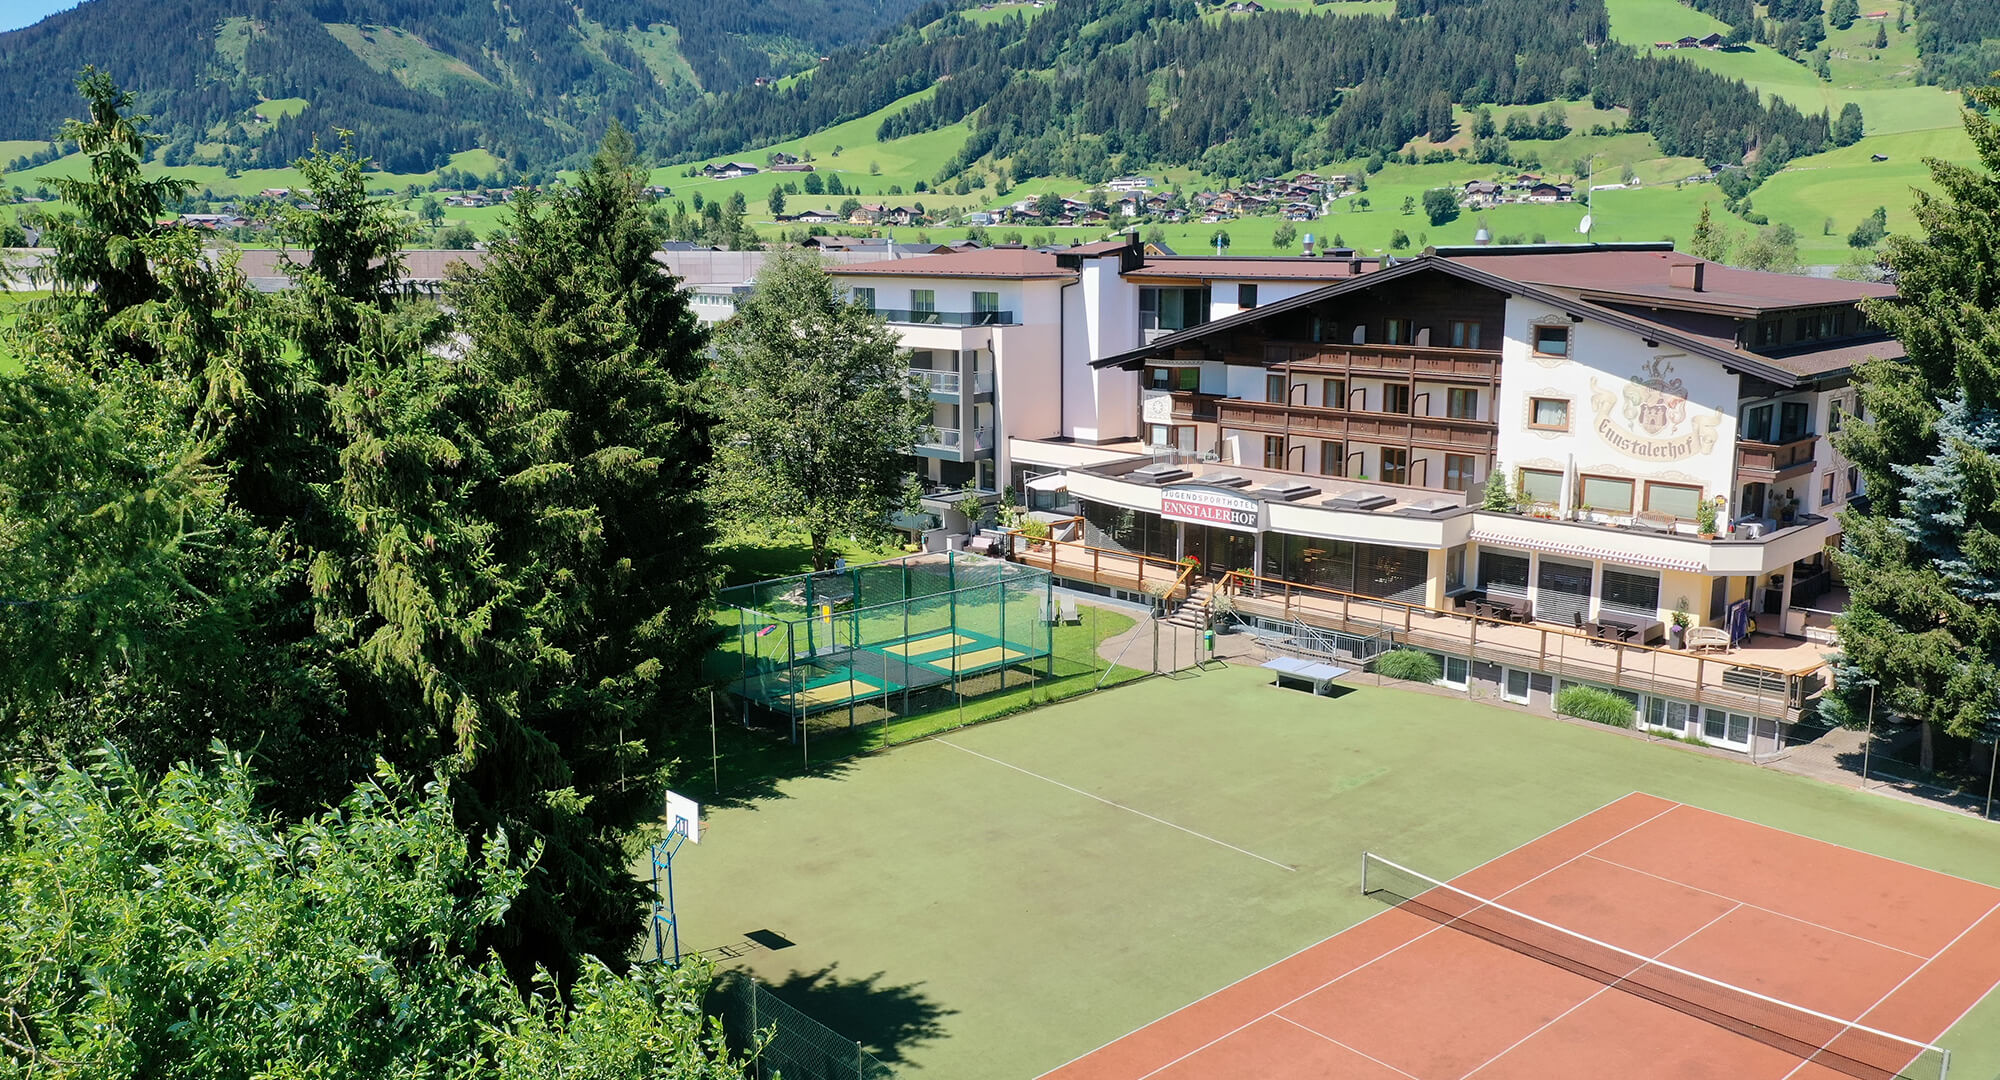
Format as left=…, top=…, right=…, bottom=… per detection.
left=881, top=633, right=975, bottom=656
left=941, top=645, right=1029, bottom=672
left=784, top=675, right=888, bottom=708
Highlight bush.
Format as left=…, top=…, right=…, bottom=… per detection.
left=1374, top=649, right=1441, bottom=683
left=1556, top=685, right=1637, bottom=728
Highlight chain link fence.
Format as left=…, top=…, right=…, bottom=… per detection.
left=712, top=973, right=896, bottom=1080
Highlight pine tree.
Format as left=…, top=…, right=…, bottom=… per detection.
left=1827, top=85, right=2000, bottom=764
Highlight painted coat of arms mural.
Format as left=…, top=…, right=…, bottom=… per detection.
left=1588, top=357, right=1720, bottom=461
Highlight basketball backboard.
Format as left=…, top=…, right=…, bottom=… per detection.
left=665, top=790, right=701, bottom=843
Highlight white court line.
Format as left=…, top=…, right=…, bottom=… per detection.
left=1460, top=902, right=1745, bottom=1080
left=1028, top=790, right=1668, bottom=1080
left=1582, top=853, right=1930, bottom=961
left=1662, top=797, right=2000, bottom=894
left=1126, top=800, right=1685, bottom=1080
left=929, top=736, right=1295, bottom=872
left=1274, top=1014, right=1423, bottom=1080
left=1777, top=897, right=2000, bottom=1080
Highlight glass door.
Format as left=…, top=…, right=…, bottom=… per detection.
left=1702, top=708, right=1752, bottom=749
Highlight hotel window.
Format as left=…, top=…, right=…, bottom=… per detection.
left=1532, top=325, right=1570, bottom=356
left=1779, top=401, right=1811, bottom=442
left=1645, top=481, right=1703, bottom=520
left=1445, top=545, right=1467, bottom=591
left=1384, top=318, right=1413, bottom=345
left=1140, top=286, right=1212, bottom=332
left=1382, top=383, right=1411, bottom=414
left=1579, top=475, right=1635, bottom=514
left=1756, top=319, right=1780, bottom=347
left=1146, top=366, right=1201, bottom=391
left=1264, top=435, right=1288, bottom=469
left=1600, top=568, right=1661, bottom=615
left=1503, top=668, right=1532, bottom=705
left=1529, top=397, right=1570, bottom=430
left=1443, top=454, right=1477, bottom=492
left=1796, top=314, right=1820, bottom=340
left=1519, top=468, right=1563, bottom=504
left=1447, top=320, right=1481, bottom=349
left=1379, top=447, right=1409, bottom=485
left=1479, top=550, right=1530, bottom=594
left=1829, top=401, right=1845, bottom=433
left=1818, top=311, right=1838, bottom=338
left=1821, top=472, right=1835, bottom=506
left=1321, top=441, right=1345, bottom=476
left=1323, top=378, right=1346, bottom=409
left=1447, top=388, right=1478, bottom=419
left=972, top=291, right=1000, bottom=318
left=1848, top=465, right=1861, bottom=497
left=1744, top=403, right=1773, bottom=442
left=1238, top=283, right=1259, bottom=309
left=852, top=287, right=875, bottom=311
left=1266, top=374, right=1288, bottom=403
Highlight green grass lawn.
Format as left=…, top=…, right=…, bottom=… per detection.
left=714, top=529, right=910, bottom=588
left=669, top=663, right=2000, bottom=1079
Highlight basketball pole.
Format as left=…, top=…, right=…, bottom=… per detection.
left=1861, top=684, right=1875, bottom=790
left=1986, top=734, right=1996, bottom=821
left=709, top=691, right=718, bottom=794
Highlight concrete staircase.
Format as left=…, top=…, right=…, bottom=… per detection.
left=1166, top=582, right=1215, bottom=631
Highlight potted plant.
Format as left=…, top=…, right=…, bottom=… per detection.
left=1696, top=499, right=1719, bottom=539
left=1669, top=601, right=1692, bottom=649
left=1576, top=502, right=1593, bottom=522
left=1019, top=516, right=1050, bottom=550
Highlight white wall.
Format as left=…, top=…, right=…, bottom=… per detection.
left=1069, top=254, right=1141, bottom=442
left=826, top=274, right=1026, bottom=315
left=1494, top=299, right=1741, bottom=519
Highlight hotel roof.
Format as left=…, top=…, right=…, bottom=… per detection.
left=823, top=247, right=1077, bottom=279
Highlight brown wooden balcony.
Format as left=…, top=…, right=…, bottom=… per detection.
left=1215, top=399, right=1499, bottom=452
left=1737, top=434, right=1817, bottom=483
left=1264, top=342, right=1502, bottom=382
left=1168, top=391, right=1224, bottom=422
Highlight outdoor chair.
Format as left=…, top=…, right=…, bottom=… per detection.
left=1059, top=596, right=1082, bottom=625
left=1685, top=626, right=1731, bottom=654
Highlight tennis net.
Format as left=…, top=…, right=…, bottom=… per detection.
left=1359, top=853, right=1950, bottom=1080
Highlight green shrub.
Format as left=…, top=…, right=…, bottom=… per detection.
left=1556, top=685, right=1637, bottom=728
left=1374, top=649, right=1441, bottom=683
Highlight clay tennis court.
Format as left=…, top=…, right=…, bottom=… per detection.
left=1041, top=792, right=2000, bottom=1080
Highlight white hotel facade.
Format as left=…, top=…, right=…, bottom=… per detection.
left=802, top=238, right=1888, bottom=748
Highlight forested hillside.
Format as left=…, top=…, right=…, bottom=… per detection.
left=0, top=0, right=928, bottom=172
left=1913, top=0, right=2000, bottom=87
left=669, top=0, right=1837, bottom=186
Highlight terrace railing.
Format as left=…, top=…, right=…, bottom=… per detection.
left=1217, top=569, right=1826, bottom=721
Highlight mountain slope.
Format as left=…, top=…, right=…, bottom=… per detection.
left=0, top=0, right=928, bottom=172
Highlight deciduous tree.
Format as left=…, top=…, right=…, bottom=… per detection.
left=709, top=250, right=929, bottom=571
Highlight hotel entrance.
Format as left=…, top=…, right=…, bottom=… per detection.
left=1182, top=523, right=1255, bottom=579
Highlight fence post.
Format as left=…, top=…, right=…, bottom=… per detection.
left=1985, top=736, right=1996, bottom=821
left=1862, top=684, right=1875, bottom=789
left=749, top=982, right=760, bottom=1080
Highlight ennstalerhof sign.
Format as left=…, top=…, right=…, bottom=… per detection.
left=1160, top=485, right=1262, bottom=532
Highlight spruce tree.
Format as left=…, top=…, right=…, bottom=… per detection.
left=1827, top=85, right=2000, bottom=764
left=34, top=68, right=193, bottom=364
left=449, top=122, right=718, bottom=982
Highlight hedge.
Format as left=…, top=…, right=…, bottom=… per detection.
left=1555, top=685, right=1637, bottom=728
left=1374, top=649, right=1441, bottom=683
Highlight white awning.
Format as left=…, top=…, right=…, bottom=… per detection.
left=1467, top=530, right=1706, bottom=574
left=1025, top=473, right=1069, bottom=493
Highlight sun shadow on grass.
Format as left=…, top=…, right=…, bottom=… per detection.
left=762, top=963, right=957, bottom=1066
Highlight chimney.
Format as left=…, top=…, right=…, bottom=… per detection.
left=1670, top=260, right=1705, bottom=291
left=1302, top=232, right=1316, bottom=256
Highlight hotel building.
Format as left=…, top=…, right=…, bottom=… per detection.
left=823, top=238, right=1893, bottom=749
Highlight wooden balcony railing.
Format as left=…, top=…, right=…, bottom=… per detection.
left=1213, top=570, right=1825, bottom=721
left=1215, top=399, right=1498, bottom=451
left=999, top=523, right=1195, bottom=601
left=1736, top=434, right=1818, bottom=483
left=1264, top=342, right=1503, bottom=382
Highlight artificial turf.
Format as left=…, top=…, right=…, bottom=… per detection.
left=670, top=663, right=2000, bottom=1079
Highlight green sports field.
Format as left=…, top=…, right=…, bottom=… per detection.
left=672, top=663, right=2000, bottom=1079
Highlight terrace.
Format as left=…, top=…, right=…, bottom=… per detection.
left=1003, top=533, right=1830, bottom=723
